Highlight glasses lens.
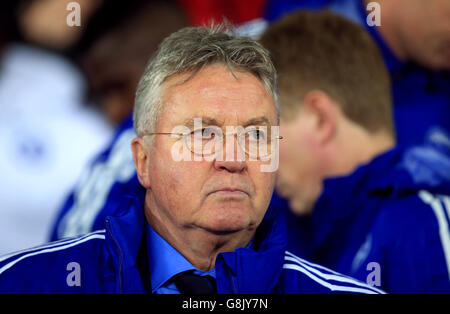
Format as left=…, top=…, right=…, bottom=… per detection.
left=183, top=125, right=280, bottom=159
left=185, top=126, right=222, bottom=156
left=240, top=126, right=272, bottom=159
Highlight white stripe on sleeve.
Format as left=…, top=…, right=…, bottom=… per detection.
left=0, top=229, right=105, bottom=263
left=0, top=233, right=105, bottom=275
left=283, top=263, right=379, bottom=294
left=418, top=190, right=450, bottom=282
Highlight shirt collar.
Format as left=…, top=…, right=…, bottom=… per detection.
left=145, top=223, right=203, bottom=293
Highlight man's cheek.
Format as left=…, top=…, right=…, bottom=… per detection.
left=255, top=171, right=276, bottom=204
left=168, top=163, right=203, bottom=199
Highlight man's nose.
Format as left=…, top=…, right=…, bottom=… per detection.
left=214, top=158, right=247, bottom=173
left=213, top=133, right=247, bottom=173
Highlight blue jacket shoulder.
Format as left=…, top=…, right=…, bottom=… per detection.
left=368, top=190, right=450, bottom=292
left=0, top=230, right=114, bottom=293
left=279, top=251, right=385, bottom=294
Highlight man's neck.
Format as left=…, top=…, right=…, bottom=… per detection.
left=326, top=129, right=395, bottom=178
left=144, top=201, right=255, bottom=271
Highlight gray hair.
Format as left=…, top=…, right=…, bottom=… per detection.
left=133, top=24, right=280, bottom=137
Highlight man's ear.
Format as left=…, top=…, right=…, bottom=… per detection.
left=303, top=90, right=339, bottom=144
left=131, top=137, right=151, bottom=189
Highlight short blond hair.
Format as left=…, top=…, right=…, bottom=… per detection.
left=260, top=10, right=394, bottom=135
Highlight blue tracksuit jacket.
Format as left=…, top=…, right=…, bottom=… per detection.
left=0, top=186, right=383, bottom=294
left=280, top=142, right=450, bottom=293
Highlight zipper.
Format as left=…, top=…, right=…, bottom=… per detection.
left=217, top=254, right=238, bottom=294
left=106, top=219, right=124, bottom=293
left=231, top=275, right=238, bottom=294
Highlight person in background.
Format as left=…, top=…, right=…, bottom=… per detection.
left=0, top=0, right=113, bottom=254
left=267, top=1, right=450, bottom=243
left=0, top=24, right=383, bottom=294
left=81, top=1, right=187, bottom=126
left=259, top=10, right=450, bottom=293
left=16, top=0, right=104, bottom=52
left=264, top=0, right=450, bottom=148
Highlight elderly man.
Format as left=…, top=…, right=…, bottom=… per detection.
left=0, top=25, right=381, bottom=294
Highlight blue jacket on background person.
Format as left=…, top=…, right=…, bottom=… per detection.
left=49, top=114, right=139, bottom=241
left=279, top=139, right=450, bottom=293
left=0, top=185, right=383, bottom=294
left=261, top=0, right=450, bottom=294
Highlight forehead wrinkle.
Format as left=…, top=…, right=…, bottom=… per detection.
left=160, top=65, right=277, bottom=128
left=240, top=116, right=272, bottom=127
left=181, top=116, right=225, bottom=129
left=199, top=82, right=266, bottom=106
left=164, top=66, right=270, bottom=106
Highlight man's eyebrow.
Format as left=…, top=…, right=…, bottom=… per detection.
left=243, top=117, right=271, bottom=127
left=180, top=116, right=272, bottom=128
left=182, top=117, right=222, bottom=129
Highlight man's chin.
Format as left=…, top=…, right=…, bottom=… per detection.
left=195, top=201, right=261, bottom=235
left=198, top=215, right=255, bottom=235
left=201, top=227, right=244, bottom=236
left=201, top=219, right=252, bottom=235
left=289, top=198, right=313, bottom=216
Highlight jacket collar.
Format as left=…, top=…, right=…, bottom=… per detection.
left=313, top=147, right=402, bottom=224
left=105, top=185, right=287, bottom=294
left=104, top=185, right=147, bottom=293
left=308, top=148, right=401, bottom=258
left=311, top=143, right=450, bottom=253
left=215, top=205, right=287, bottom=293
left=313, top=142, right=450, bottom=224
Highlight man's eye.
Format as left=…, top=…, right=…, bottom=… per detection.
left=193, top=128, right=216, bottom=139
left=247, top=129, right=266, bottom=141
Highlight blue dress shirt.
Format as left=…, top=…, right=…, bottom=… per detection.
left=145, top=222, right=216, bottom=294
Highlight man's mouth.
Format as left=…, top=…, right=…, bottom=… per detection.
left=207, top=187, right=249, bottom=198
left=213, top=189, right=246, bottom=195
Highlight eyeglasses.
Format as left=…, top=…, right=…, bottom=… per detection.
left=143, top=126, right=282, bottom=160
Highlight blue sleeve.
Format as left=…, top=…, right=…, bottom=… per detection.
left=369, top=192, right=450, bottom=293
left=49, top=115, right=138, bottom=241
